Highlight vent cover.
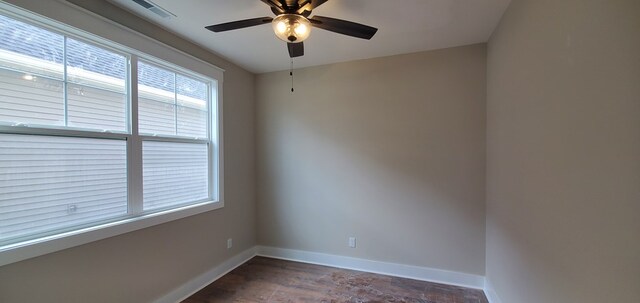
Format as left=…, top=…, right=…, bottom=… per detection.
left=131, top=0, right=175, bottom=18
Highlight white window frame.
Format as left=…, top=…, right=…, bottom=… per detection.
left=0, top=1, right=224, bottom=267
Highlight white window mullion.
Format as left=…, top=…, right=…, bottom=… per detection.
left=62, top=36, right=69, bottom=127
left=128, top=55, right=143, bottom=215
left=207, top=83, right=213, bottom=200
left=211, top=82, right=221, bottom=202
left=173, top=72, right=178, bottom=135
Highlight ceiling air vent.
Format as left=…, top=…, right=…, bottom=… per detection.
left=131, top=0, right=175, bottom=19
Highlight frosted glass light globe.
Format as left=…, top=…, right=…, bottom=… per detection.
left=272, top=14, right=311, bottom=43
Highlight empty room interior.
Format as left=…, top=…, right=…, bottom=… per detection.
left=0, top=0, right=638, bottom=302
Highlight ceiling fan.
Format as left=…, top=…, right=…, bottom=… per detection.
left=205, top=0, right=378, bottom=58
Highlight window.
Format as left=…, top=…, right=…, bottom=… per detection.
left=137, top=61, right=211, bottom=211
left=0, top=6, right=222, bottom=263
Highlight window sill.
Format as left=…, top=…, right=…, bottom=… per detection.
left=0, top=200, right=223, bottom=267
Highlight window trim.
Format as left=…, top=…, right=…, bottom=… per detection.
left=0, top=200, right=223, bottom=267
left=0, top=1, right=224, bottom=266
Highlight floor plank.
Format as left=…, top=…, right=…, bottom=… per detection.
left=182, top=256, right=488, bottom=303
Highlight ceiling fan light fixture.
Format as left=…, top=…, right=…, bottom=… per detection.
left=272, top=14, right=311, bottom=43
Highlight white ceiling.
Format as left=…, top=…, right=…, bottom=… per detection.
left=108, top=0, right=511, bottom=74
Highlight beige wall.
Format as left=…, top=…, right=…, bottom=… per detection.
left=486, top=0, right=640, bottom=302
left=256, top=44, right=487, bottom=275
left=0, top=1, right=256, bottom=302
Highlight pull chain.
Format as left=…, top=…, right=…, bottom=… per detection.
left=290, top=58, right=294, bottom=93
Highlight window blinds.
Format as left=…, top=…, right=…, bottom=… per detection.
left=0, top=134, right=127, bottom=244
left=142, top=141, right=209, bottom=211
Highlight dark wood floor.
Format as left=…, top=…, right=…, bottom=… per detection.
left=182, top=256, right=488, bottom=303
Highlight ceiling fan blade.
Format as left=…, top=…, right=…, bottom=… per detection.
left=260, top=0, right=284, bottom=11
left=310, top=15, right=378, bottom=40
left=287, top=42, right=304, bottom=58
left=270, top=7, right=282, bottom=15
left=298, top=0, right=329, bottom=15
left=205, top=17, right=273, bottom=32
left=259, top=0, right=286, bottom=15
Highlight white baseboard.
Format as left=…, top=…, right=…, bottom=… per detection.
left=256, top=246, right=486, bottom=290
left=154, top=246, right=258, bottom=303
left=484, top=278, right=503, bottom=303
left=156, top=245, right=491, bottom=303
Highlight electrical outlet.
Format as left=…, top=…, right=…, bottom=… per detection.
left=348, top=237, right=356, bottom=248
left=227, top=238, right=233, bottom=249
